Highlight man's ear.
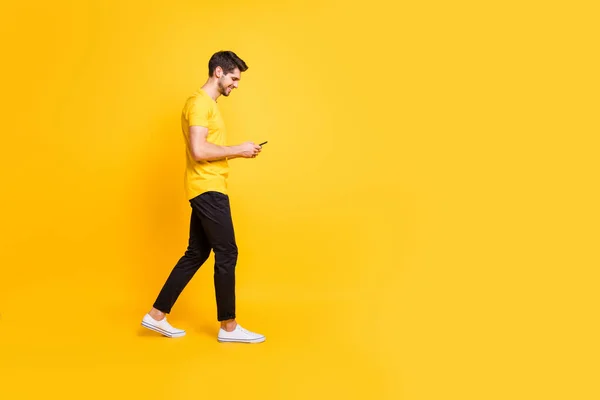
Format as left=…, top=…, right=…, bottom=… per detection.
left=215, top=66, right=223, bottom=78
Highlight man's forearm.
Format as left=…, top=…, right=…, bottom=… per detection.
left=194, top=142, right=241, bottom=162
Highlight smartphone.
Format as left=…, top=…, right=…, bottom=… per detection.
left=259, top=141, right=268, bottom=146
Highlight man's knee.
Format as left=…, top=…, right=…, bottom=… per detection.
left=184, top=247, right=210, bottom=264
left=216, top=245, right=238, bottom=260
left=214, top=245, right=238, bottom=270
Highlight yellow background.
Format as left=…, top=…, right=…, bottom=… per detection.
left=1, top=1, right=598, bottom=399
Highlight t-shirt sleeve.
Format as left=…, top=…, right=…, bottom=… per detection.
left=188, top=98, right=211, bottom=127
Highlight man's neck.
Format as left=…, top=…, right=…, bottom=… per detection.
left=201, top=80, right=220, bottom=101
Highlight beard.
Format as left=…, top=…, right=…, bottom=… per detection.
left=218, top=80, right=231, bottom=96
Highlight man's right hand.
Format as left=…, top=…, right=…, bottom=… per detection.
left=238, top=142, right=262, bottom=158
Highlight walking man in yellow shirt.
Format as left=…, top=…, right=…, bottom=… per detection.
left=141, top=50, right=265, bottom=343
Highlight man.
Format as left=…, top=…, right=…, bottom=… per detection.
left=141, top=50, right=265, bottom=343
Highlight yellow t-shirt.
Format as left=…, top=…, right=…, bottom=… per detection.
left=181, top=88, right=229, bottom=200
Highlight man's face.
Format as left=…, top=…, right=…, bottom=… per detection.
left=217, top=67, right=241, bottom=97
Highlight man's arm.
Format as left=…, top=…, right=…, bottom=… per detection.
left=190, top=126, right=261, bottom=161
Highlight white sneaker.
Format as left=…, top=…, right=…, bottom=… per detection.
left=141, top=313, right=186, bottom=338
left=217, top=324, right=265, bottom=343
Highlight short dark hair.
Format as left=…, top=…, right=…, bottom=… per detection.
left=208, top=51, right=248, bottom=77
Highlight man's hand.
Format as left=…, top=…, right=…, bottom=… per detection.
left=237, top=142, right=262, bottom=158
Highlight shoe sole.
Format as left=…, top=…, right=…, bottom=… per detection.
left=217, top=337, right=266, bottom=343
left=141, top=321, right=186, bottom=338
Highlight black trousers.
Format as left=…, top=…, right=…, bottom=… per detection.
left=153, top=191, right=237, bottom=321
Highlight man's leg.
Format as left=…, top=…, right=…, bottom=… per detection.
left=190, top=191, right=265, bottom=343
left=142, top=207, right=211, bottom=337
left=190, top=192, right=238, bottom=324
left=152, top=207, right=212, bottom=314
